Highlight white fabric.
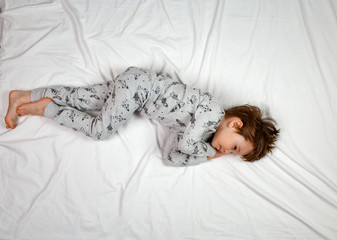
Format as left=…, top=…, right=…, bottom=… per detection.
left=0, top=0, right=53, bottom=10
left=1, top=0, right=337, bottom=239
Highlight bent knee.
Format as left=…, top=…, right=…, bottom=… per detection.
left=90, top=131, right=112, bottom=141
left=120, top=67, right=154, bottom=86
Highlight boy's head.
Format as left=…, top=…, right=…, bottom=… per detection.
left=211, top=105, right=280, bottom=161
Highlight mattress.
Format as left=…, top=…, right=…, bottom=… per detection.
left=1, top=0, right=337, bottom=239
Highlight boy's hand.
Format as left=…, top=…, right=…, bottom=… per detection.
left=207, top=149, right=225, bottom=160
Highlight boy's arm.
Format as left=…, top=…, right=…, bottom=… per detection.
left=207, top=149, right=225, bottom=160
left=165, top=148, right=208, bottom=167
left=178, top=139, right=215, bottom=157
left=177, top=98, right=224, bottom=157
left=163, top=132, right=210, bottom=167
left=177, top=116, right=219, bottom=158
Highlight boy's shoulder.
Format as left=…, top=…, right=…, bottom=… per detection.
left=189, top=97, right=225, bottom=131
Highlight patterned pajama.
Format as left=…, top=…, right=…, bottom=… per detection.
left=31, top=67, right=225, bottom=166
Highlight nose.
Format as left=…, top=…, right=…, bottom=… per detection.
left=220, top=147, right=229, bottom=154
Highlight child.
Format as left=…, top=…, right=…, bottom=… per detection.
left=5, top=67, right=279, bottom=166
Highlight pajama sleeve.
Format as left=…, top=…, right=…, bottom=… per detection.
left=163, top=132, right=209, bottom=167
left=177, top=98, right=224, bottom=158
left=162, top=94, right=225, bottom=167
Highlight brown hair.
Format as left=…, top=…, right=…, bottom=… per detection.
left=224, top=105, right=280, bottom=162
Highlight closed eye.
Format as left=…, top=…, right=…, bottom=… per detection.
left=233, top=145, right=239, bottom=154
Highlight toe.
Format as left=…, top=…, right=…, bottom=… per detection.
left=6, top=122, right=14, bottom=129
left=16, top=107, right=27, bottom=116
left=16, top=107, right=23, bottom=114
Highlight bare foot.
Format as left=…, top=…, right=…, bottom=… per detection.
left=5, top=90, right=32, bottom=129
left=17, top=98, right=52, bottom=117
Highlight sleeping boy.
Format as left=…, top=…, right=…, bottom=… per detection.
left=5, top=67, right=279, bottom=166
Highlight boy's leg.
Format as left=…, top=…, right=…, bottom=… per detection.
left=18, top=67, right=155, bottom=140
left=16, top=98, right=52, bottom=117
left=5, top=83, right=109, bottom=129
left=31, top=82, right=111, bottom=112
left=17, top=98, right=107, bottom=139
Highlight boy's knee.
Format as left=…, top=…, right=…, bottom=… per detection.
left=91, top=132, right=110, bottom=141
left=120, top=67, right=154, bottom=86
left=165, top=160, right=184, bottom=167
left=89, top=125, right=114, bottom=141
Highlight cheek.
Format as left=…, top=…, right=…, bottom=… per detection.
left=211, top=138, right=216, bottom=146
left=213, top=131, right=224, bottom=144
left=211, top=135, right=219, bottom=146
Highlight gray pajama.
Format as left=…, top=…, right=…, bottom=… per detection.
left=31, top=67, right=225, bottom=166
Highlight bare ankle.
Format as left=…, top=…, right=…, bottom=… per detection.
left=16, top=98, right=52, bottom=117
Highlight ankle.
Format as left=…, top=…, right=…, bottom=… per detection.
left=42, top=98, right=52, bottom=112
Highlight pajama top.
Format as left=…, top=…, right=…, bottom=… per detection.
left=136, top=68, right=225, bottom=166
left=31, top=67, right=225, bottom=167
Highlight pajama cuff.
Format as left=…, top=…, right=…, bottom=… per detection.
left=44, top=101, right=60, bottom=119
left=208, top=148, right=216, bottom=157
left=205, top=143, right=216, bottom=157
left=31, top=88, right=47, bottom=102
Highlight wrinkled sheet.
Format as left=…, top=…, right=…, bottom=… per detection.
left=1, top=0, right=337, bottom=239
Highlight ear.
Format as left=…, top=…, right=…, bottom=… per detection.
left=229, top=118, right=243, bottom=129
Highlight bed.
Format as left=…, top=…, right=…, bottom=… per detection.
left=1, top=0, right=337, bottom=239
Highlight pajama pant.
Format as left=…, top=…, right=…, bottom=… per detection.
left=31, top=67, right=155, bottom=140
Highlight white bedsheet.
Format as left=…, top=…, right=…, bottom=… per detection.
left=1, top=0, right=337, bottom=239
